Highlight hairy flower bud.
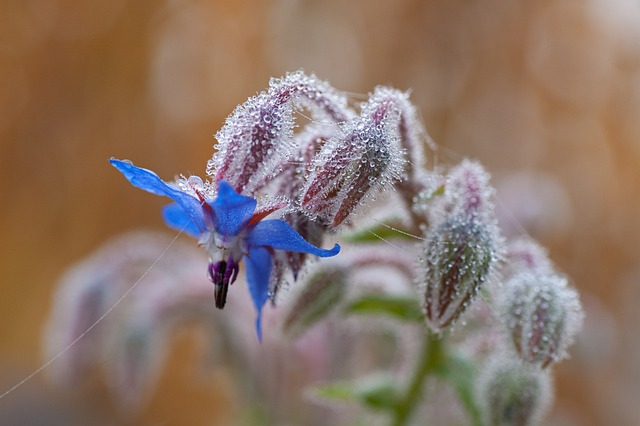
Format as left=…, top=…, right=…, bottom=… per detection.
left=477, top=354, right=552, bottom=426
left=499, top=272, right=584, bottom=368
left=268, top=126, right=340, bottom=288
left=281, top=266, right=348, bottom=338
left=416, top=161, right=503, bottom=331
left=422, top=160, right=494, bottom=223
left=446, top=159, right=493, bottom=215
left=504, top=237, right=554, bottom=278
left=418, top=214, right=500, bottom=332
left=301, top=87, right=408, bottom=228
left=208, top=71, right=353, bottom=194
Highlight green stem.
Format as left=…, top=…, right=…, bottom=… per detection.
left=390, top=332, right=443, bottom=426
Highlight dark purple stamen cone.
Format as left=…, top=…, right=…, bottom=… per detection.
left=208, top=259, right=240, bottom=309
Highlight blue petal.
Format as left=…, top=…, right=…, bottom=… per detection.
left=110, top=159, right=206, bottom=233
left=246, top=219, right=340, bottom=257
left=162, top=203, right=201, bottom=238
left=210, top=180, right=256, bottom=236
left=244, top=246, right=273, bottom=342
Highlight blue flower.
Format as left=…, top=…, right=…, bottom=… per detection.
left=110, top=159, right=340, bottom=340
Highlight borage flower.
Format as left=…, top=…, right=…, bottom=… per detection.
left=110, top=158, right=340, bottom=340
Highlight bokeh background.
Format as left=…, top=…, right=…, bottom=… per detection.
left=1, top=0, right=639, bottom=424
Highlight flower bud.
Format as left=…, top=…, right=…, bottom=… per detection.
left=477, top=354, right=552, bottom=426
left=281, top=266, right=348, bottom=338
left=301, top=87, right=408, bottom=228
left=418, top=214, right=500, bottom=332
left=208, top=71, right=352, bottom=194
left=504, top=237, right=553, bottom=278
left=445, top=159, right=494, bottom=216
left=416, top=159, right=499, bottom=234
left=499, top=272, right=584, bottom=368
left=368, top=87, right=429, bottom=177
left=273, top=126, right=340, bottom=285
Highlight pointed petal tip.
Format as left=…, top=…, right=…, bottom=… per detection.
left=318, top=243, right=340, bottom=258
left=109, top=158, right=132, bottom=167
left=255, top=315, right=263, bottom=343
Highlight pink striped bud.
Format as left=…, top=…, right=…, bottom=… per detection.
left=419, top=214, right=500, bottom=332
left=273, top=126, right=339, bottom=285
left=445, top=159, right=496, bottom=219
left=499, top=272, right=584, bottom=368
left=477, top=354, right=552, bottom=426
left=281, top=266, right=348, bottom=338
left=504, top=237, right=554, bottom=278
left=207, top=71, right=353, bottom=194
left=418, top=160, right=502, bottom=332
left=301, top=87, right=409, bottom=228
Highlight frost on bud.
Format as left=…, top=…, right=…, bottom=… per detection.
left=446, top=159, right=493, bottom=214
left=418, top=214, right=499, bottom=332
left=417, top=160, right=502, bottom=332
left=477, top=354, right=552, bottom=426
left=281, top=266, right=348, bottom=338
left=301, top=87, right=408, bottom=228
left=499, top=272, right=584, bottom=368
left=208, top=71, right=353, bottom=194
left=274, top=126, right=339, bottom=283
left=365, top=88, right=428, bottom=177
left=415, top=160, right=500, bottom=236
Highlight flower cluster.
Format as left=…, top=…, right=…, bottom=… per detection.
left=110, top=71, right=412, bottom=339
left=43, top=72, right=586, bottom=425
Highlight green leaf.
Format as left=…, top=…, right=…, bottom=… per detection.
left=356, top=375, right=399, bottom=412
left=312, top=382, right=358, bottom=403
left=342, top=219, right=416, bottom=243
left=310, top=374, right=399, bottom=413
left=343, top=294, right=424, bottom=323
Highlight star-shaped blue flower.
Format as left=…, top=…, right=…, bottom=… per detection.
left=110, top=159, right=340, bottom=340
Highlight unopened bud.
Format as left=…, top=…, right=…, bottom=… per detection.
left=477, top=354, right=552, bottom=426
left=504, top=237, right=553, bottom=278
left=281, top=266, right=348, bottom=338
left=418, top=214, right=500, bottom=332
left=499, top=272, right=584, bottom=368
left=208, top=71, right=352, bottom=194
left=274, top=127, right=339, bottom=282
left=301, top=87, right=408, bottom=228
left=368, top=87, right=428, bottom=176
left=446, top=159, right=493, bottom=215
left=416, top=160, right=498, bottom=232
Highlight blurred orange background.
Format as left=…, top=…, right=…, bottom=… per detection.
left=1, top=0, right=639, bottom=424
